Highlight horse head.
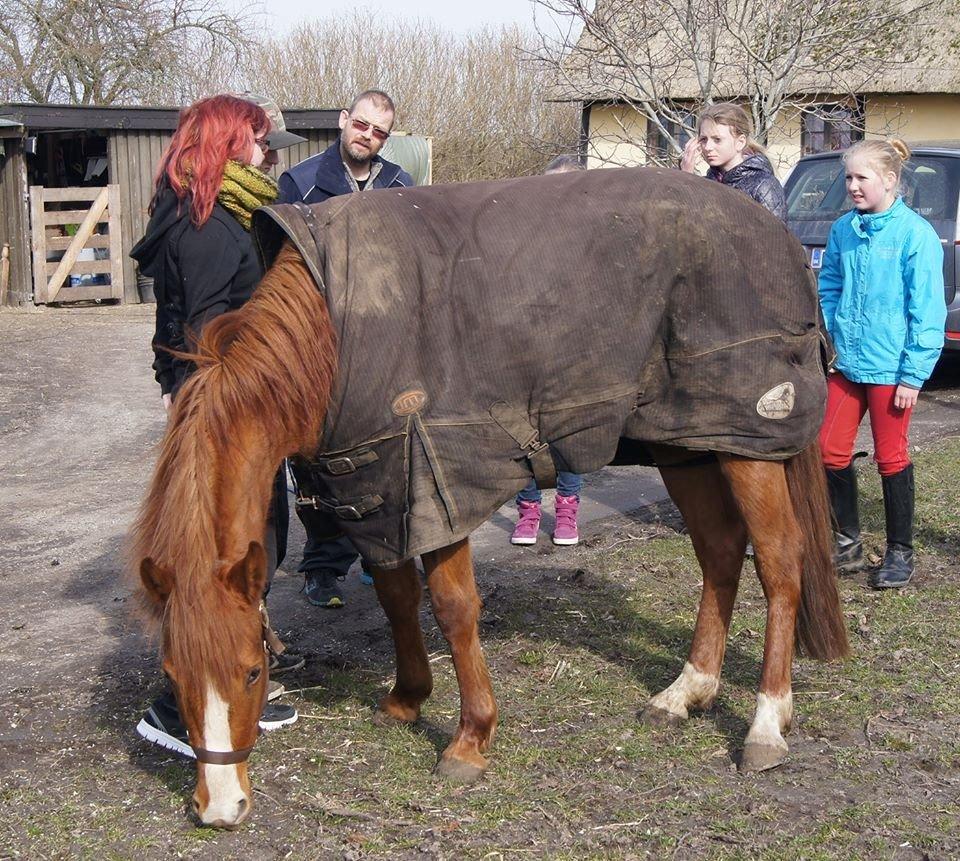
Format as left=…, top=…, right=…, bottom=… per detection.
left=139, top=541, right=268, bottom=828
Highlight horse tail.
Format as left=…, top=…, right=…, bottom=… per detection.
left=784, top=442, right=850, bottom=661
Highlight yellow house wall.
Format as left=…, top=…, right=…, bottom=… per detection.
left=865, top=94, right=960, bottom=142
left=587, top=95, right=960, bottom=178
left=585, top=105, right=649, bottom=169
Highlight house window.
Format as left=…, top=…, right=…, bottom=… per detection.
left=646, top=112, right=693, bottom=164
left=802, top=103, right=864, bottom=155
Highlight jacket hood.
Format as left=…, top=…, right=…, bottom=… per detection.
left=129, top=186, right=186, bottom=276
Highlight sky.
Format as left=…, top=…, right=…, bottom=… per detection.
left=245, top=0, right=551, bottom=34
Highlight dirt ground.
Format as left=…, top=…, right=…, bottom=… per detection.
left=1, top=305, right=958, bottom=860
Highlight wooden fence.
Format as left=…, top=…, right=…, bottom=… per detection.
left=30, top=185, right=124, bottom=304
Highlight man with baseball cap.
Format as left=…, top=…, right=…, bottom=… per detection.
left=236, top=92, right=307, bottom=167
left=232, top=93, right=308, bottom=675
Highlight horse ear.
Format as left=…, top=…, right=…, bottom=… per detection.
left=223, top=541, right=267, bottom=606
left=140, top=557, right=174, bottom=608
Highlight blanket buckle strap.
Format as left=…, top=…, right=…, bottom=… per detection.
left=489, top=401, right=557, bottom=490
left=296, top=493, right=384, bottom=521
left=317, top=449, right=380, bottom=476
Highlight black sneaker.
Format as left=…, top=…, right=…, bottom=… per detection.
left=304, top=570, right=345, bottom=608
left=260, top=702, right=298, bottom=730
left=268, top=649, right=305, bottom=674
left=136, top=696, right=194, bottom=759
left=137, top=696, right=298, bottom=756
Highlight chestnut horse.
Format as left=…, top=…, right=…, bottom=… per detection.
left=132, top=244, right=848, bottom=828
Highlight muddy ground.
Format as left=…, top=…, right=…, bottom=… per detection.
left=0, top=305, right=958, bottom=860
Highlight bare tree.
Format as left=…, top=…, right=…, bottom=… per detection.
left=534, top=0, right=956, bottom=166
left=245, top=14, right=581, bottom=183
left=0, top=0, right=257, bottom=104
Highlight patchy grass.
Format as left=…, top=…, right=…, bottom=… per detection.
left=2, top=443, right=960, bottom=859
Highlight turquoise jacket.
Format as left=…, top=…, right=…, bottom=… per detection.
left=818, top=196, right=946, bottom=389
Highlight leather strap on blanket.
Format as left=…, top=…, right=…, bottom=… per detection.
left=489, top=401, right=557, bottom=489
left=252, top=202, right=331, bottom=294
left=296, top=491, right=384, bottom=521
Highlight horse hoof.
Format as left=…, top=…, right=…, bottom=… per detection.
left=434, top=755, right=486, bottom=785
left=373, top=696, right=419, bottom=725
left=372, top=709, right=408, bottom=727
left=639, top=705, right=684, bottom=728
left=740, top=742, right=788, bottom=772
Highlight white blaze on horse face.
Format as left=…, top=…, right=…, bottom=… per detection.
left=745, top=691, right=793, bottom=750
left=199, top=682, right=248, bottom=826
left=647, top=661, right=720, bottom=719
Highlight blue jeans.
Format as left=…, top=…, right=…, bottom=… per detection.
left=298, top=531, right=362, bottom=578
left=516, top=472, right=582, bottom=504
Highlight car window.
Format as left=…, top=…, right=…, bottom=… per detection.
left=786, top=159, right=847, bottom=219
left=786, top=154, right=960, bottom=229
left=901, top=160, right=955, bottom=220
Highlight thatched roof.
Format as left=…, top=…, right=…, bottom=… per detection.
left=551, top=0, right=960, bottom=102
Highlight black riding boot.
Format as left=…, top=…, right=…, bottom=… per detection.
left=869, top=464, right=915, bottom=589
left=826, top=465, right=865, bottom=574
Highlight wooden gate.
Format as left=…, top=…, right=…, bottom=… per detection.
left=30, top=185, right=124, bottom=304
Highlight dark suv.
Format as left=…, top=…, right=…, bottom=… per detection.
left=784, top=142, right=960, bottom=349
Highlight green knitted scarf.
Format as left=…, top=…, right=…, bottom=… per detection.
left=217, top=160, right=279, bottom=230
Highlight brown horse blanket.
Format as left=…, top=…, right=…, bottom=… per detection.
left=252, top=167, right=828, bottom=568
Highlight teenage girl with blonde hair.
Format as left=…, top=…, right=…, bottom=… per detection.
left=818, top=138, right=946, bottom=588
left=680, top=102, right=786, bottom=219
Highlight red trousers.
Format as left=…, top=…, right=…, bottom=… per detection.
left=818, top=373, right=913, bottom=476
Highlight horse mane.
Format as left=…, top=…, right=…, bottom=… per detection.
left=128, top=242, right=337, bottom=684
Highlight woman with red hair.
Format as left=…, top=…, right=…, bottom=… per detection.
left=133, top=93, right=282, bottom=400
left=131, top=94, right=300, bottom=757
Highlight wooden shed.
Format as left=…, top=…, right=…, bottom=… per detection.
left=0, top=117, right=29, bottom=306
left=0, top=102, right=342, bottom=307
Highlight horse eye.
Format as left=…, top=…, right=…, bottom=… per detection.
left=247, top=666, right=262, bottom=686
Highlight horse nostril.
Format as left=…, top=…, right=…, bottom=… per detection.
left=236, top=797, right=249, bottom=820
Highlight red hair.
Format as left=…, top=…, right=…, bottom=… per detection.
left=153, top=95, right=269, bottom=227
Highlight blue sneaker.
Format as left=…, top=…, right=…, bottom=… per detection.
left=359, top=570, right=374, bottom=586
left=304, top=570, right=345, bottom=608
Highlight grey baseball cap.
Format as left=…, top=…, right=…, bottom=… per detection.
left=236, top=92, right=307, bottom=149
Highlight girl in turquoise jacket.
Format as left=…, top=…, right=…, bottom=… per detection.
left=818, top=139, right=945, bottom=589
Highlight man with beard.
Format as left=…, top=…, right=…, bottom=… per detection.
left=278, top=89, right=413, bottom=608
left=279, top=89, right=411, bottom=203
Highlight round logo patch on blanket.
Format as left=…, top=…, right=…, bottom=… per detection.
left=392, top=389, right=428, bottom=416
left=756, top=382, right=795, bottom=420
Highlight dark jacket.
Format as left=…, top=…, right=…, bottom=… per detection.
left=278, top=139, right=412, bottom=205
left=130, top=186, right=262, bottom=395
left=707, top=153, right=787, bottom=220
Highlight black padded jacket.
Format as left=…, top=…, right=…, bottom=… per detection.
left=707, top=153, right=787, bottom=221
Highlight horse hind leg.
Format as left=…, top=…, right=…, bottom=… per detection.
left=719, top=454, right=801, bottom=772
left=642, top=460, right=748, bottom=727
left=422, top=538, right=497, bottom=785
left=371, top=559, right=433, bottom=724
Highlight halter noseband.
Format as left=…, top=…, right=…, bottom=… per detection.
left=192, top=743, right=258, bottom=765
left=186, top=602, right=273, bottom=766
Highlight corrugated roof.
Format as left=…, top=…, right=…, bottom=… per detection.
left=0, top=102, right=340, bottom=132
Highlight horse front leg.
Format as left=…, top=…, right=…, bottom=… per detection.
left=643, top=461, right=747, bottom=726
left=371, top=559, right=433, bottom=723
left=719, top=455, right=801, bottom=772
left=422, top=538, right=497, bottom=784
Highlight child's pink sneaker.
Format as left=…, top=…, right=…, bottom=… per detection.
left=552, top=495, right=580, bottom=545
left=511, top=500, right=541, bottom=545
